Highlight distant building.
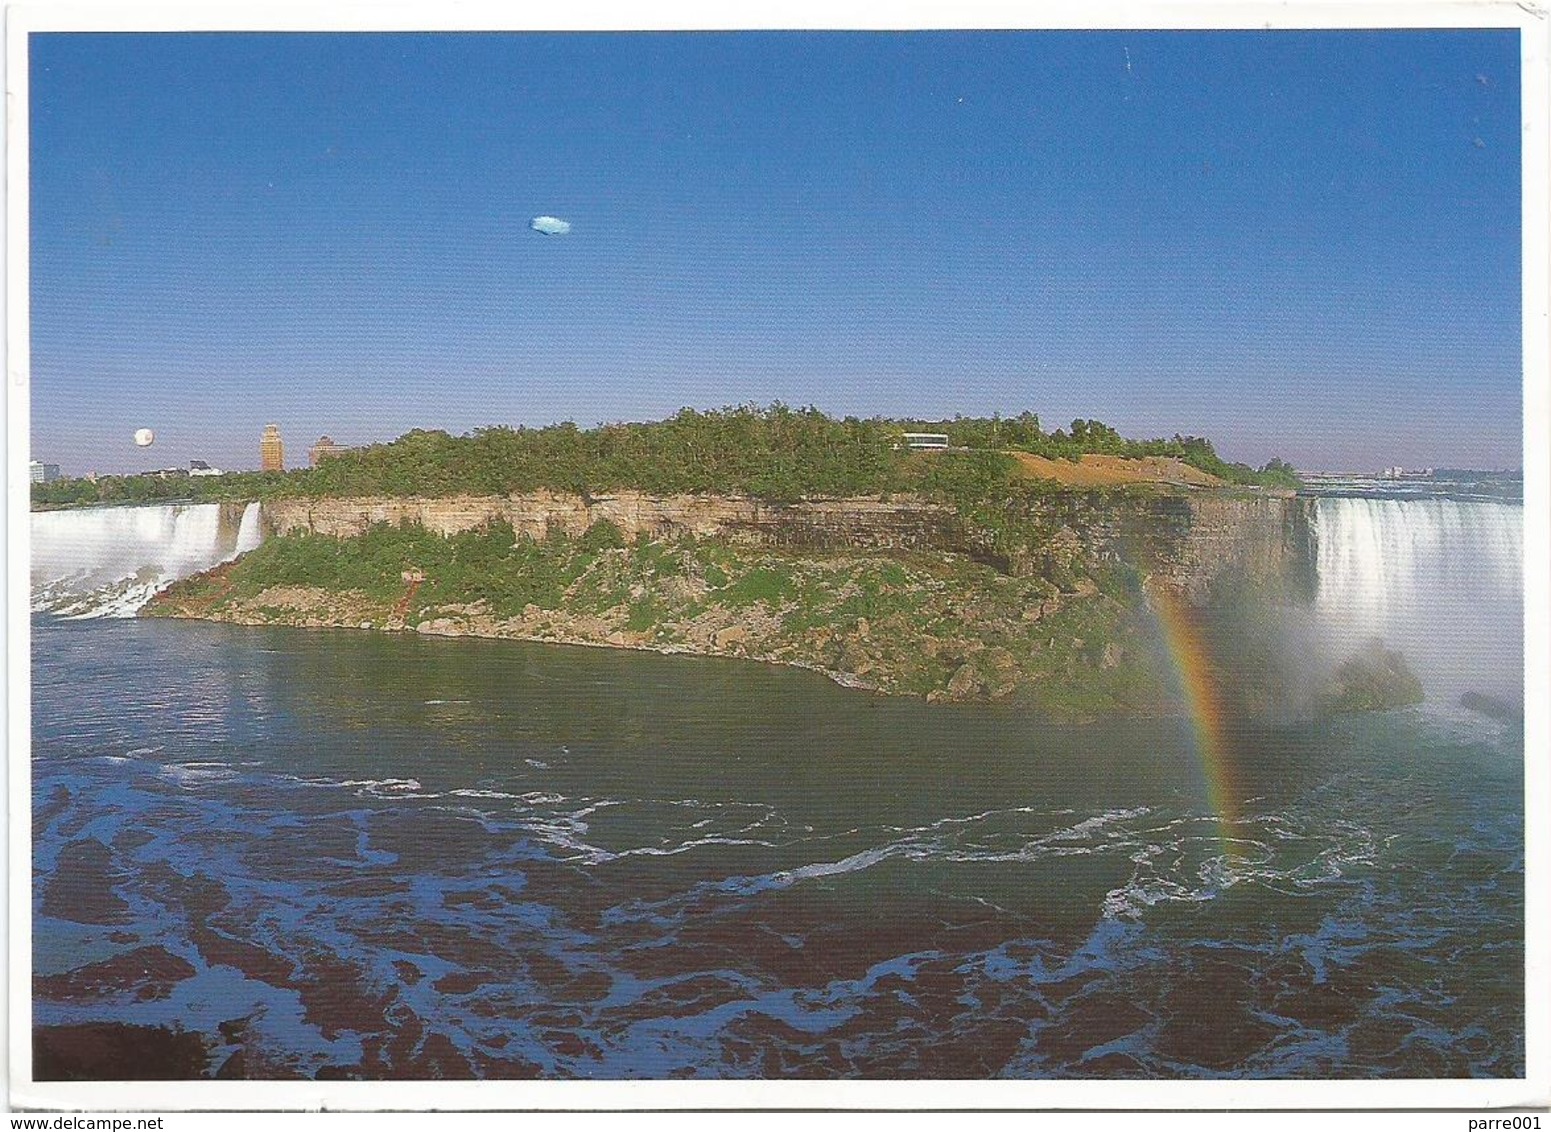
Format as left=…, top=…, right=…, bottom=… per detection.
left=189, top=459, right=224, bottom=477
left=29, top=460, right=61, bottom=483
left=260, top=424, right=285, bottom=472
left=309, top=435, right=351, bottom=466
left=900, top=432, right=950, bottom=450
left=140, top=467, right=189, bottom=479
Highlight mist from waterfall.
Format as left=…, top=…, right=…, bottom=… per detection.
left=1312, top=496, right=1523, bottom=704
left=31, top=501, right=263, bottom=618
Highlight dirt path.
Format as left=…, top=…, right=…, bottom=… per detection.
left=1008, top=451, right=1223, bottom=488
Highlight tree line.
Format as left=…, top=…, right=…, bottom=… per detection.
left=30, top=404, right=1301, bottom=510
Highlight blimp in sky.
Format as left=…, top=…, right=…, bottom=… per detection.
left=530, top=215, right=572, bottom=236
left=133, top=428, right=155, bottom=448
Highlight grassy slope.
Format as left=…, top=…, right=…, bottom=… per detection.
left=146, top=523, right=1171, bottom=719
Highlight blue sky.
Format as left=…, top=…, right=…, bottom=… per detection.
left=29, top=30, right=1522, bottom=474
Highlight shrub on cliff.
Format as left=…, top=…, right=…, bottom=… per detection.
left=579, top=519, right=626, bottom=551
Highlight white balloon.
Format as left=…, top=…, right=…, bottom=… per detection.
left=134, top=428, right=155, bottom=447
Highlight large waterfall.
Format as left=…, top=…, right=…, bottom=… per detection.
left=31, top=501, right=263, bottom=618
left=1313, top=496, right=1524, bottom=703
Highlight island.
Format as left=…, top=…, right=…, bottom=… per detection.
left=36, top=406, right=1366, bottom=720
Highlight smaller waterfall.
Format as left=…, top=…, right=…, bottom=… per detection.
left=235, top=501, right=264, bottom=555
left=31, top=501, right=264, bottom=619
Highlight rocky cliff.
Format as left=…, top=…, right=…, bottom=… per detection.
left=980, top=490, right=1316, bottom=603
left=259, top=488, right=1312, bottom=603
left=261, top=491, right=965, bottom=549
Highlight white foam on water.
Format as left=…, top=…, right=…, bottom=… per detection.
left=342, top=777, right=425, bottom=796
left=161, top=762, right=241, bottom=785
left=614, top=835, right=778, bottom=859
left=768, top=844, right=900, bottom=885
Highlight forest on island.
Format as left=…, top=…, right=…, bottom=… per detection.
left=31, top=405, right=1302, bottom=510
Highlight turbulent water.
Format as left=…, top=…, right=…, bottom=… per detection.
left=32, top=623, right=1523, bottom=1080
left=28, top=489, right=1525, bottom=1080
left=30, top=501, right=262, bottom=619
left=1312, top=496, right=1523, bottom=703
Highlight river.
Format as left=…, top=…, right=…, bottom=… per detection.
left=31, top=608, right=1523, bottom=1079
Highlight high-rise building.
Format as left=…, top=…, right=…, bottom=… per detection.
left=260, top=424, right=285, bottom=472
left=309, top=435, right=351, bottom=467
left=29, top=460, right=61, bottom=483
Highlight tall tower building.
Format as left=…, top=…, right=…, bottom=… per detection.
left=260, top=424, right=285, bottom=472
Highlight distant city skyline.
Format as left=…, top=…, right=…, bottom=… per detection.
left=28, top=31, right=1524, bottom=476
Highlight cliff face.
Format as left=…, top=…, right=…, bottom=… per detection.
left=987, top=491, right=1316, bottom=603
left=259, top=489, right=1312, bottom=603
left=261, top=491, right=968, bottom=551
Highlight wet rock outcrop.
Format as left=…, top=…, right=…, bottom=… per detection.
left=1316, top=639, right=1425, bottom=714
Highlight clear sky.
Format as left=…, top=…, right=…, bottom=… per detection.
left=29, top=30, right=1522, bottom=475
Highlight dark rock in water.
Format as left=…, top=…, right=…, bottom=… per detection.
left=218, top=1014, right=256, bottom=1041
left=1460, top=691, right=1522, bottom=723
left=1033, top=993, right=1153, bottom=1062
left=1153, top=958, right=1278, bottom=1068
left=34, top=946, right=196, bottom=1004
left=214, top=1046, right=310, bottom=1080
left=33, top=1023, right=211, bottom=1080
left=315, top=1062, right=369, bottom=1080
left=39, top=839, right=131, bottom=925
left=468, top=1050, right=545, bottom=1079
left=36, top=784, right=73, bottom=825
left=1317, top=639, right=1424, bottom=714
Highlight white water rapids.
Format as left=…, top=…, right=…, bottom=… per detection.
left=30, top=501, right=263, bottom=618
left=1312, top=496, right=1523, bottom=702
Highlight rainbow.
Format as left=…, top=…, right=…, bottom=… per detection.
left=1147, top=585, right=1245, bottom=857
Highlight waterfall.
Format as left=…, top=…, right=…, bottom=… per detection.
left=31, top=501, right=264, bottom=619
left=1312, top=497, right=1523, bottom=703
left=235, top=500, right=264, bottom=555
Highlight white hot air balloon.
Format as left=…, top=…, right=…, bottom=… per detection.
left=134, top=428, right=155, bottom=447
